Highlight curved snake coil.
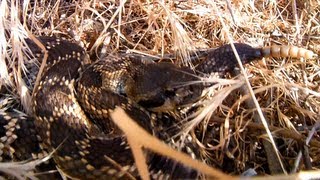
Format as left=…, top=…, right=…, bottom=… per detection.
left=0, top=36, right=316, bottom=179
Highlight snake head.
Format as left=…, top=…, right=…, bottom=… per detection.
left=125, top=62, right=203, bottom=112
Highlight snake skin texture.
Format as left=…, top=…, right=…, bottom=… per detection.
left=0, top=36, right=264, bottom=179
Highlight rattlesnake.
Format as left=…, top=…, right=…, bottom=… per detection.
left=0, top=36, right=315, bottom=179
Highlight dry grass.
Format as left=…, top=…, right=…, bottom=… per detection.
left=0, top=0, right=319, bottom=179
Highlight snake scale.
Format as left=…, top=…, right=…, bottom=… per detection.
left=0, top=36, right=315, bottom=179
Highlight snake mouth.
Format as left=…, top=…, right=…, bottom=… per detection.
left=136, top=90, right=172, bottom=108
left=137, top=89, right=178, bottom=112
left=135, top=85, right=202, bottom=114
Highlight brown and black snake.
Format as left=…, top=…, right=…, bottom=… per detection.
left=0, top=36, right=316, bottom=179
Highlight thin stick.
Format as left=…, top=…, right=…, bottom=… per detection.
left=27, top=32, right=48, bottom=98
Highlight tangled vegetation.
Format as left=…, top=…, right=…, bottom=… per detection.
left=0, top=0, right=319, bottom=179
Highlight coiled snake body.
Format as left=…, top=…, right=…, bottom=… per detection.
left=0, top=36, right=315, bottom=179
